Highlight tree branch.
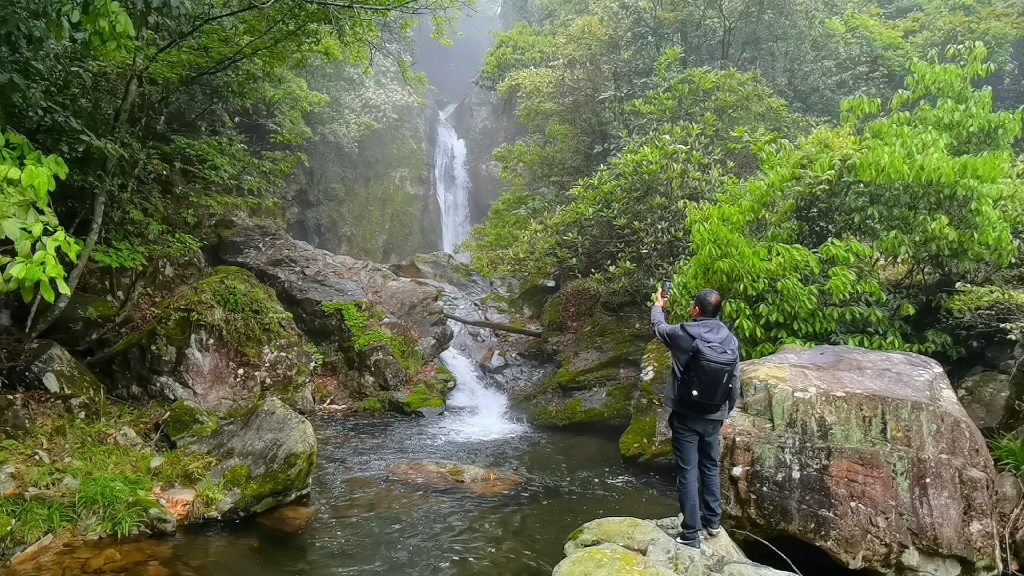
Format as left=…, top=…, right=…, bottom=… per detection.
left=443, top=312, right=543, bottom=338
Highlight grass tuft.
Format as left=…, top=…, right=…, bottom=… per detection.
left=990, top=433, right=1024, bottom=477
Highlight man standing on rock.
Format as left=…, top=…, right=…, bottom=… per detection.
left=652, top=287, right=740, bottom=549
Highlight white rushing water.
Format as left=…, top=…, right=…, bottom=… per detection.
left=434, top=103, right=472, bottom=262
left=433, top=338, right=525, bottom=442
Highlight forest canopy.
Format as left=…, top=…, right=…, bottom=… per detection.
left=1, top=0, right=471, bottom=337
left=465, top=0, right=1024, bottom=358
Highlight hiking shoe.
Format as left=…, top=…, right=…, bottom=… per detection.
left=675, top=536, right=700, bottom=549
left=705, top=525, right=721, bottom=537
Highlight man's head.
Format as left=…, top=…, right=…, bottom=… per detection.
left=690, top=288, right=722, bottom=319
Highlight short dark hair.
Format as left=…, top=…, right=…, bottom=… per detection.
left=694, top=288, right=722, bottom=318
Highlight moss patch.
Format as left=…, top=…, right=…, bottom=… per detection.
left=222, top=464, right=252, bottom=490
left=116, top=266, right=293, bottom=359
left=237, top=451, right=316, bottom=511
left=619, top=415, right=672, bottom=462
left=358, top=397, right=384, bottom=412
left=531, top=384, right=635, bottom=427
left=401, top=387, right=445, bottom=411
left=164, top=400, right=218, bottom=443
left=322, top=300, right=421, bottom=372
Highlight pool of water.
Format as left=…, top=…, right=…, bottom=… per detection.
left=51, top=344, right=677, bottom=576
left=160, top=412, right=676, bottom=576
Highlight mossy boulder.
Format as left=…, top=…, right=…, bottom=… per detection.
left=162, top=400, right=218, bottom=446
left=557, top=517, right=794, bottom=576
left=400, top=386, right=446, bottom=417
left=42, top=293, right=119, bottom=352
left=516, top=315, right=648, bottom=428
left=4, top=340, right=103, bottom=402
left=721, top=345, right=1000, bottom=576
left=102, top=267, right=313, bottom=414
left=553, top=543, right=678, bottom=576
left=619, top=341, right=673, bottom=467
left=181, top=397, right=316, bottom=518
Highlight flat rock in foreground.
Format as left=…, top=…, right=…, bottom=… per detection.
left=556, top=517, right=793, bottom=576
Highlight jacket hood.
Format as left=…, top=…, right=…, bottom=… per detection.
left=681, top=317, right=739, bottom=349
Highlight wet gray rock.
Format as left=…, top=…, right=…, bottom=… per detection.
left=4, top=340, right=102, bottom=401
left=184, top=397, right=316, bottom=518
left=218, top=222, right=452, bottom=362
left=108, top=426, right=145, bottom=449
left=957, top=371, right=1013, bottom=431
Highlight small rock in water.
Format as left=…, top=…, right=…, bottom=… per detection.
left=387, top=461, right=521, bottom=494
left=83, top=548, right=121, bottom=573
left=256, top=505, right=316, bottom=532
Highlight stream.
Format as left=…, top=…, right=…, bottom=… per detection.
left=140, top=342, right=676, bottom=575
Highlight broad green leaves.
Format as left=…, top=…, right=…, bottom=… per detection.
left=0, top=128, right=80, bottom=304
left=676, top=44, right=1021, bottom=358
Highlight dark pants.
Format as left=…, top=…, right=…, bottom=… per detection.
left=668, top=410, right=723, bottom=541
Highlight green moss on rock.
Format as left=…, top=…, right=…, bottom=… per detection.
left=0, top=513, right=12, bottom=538
left=401, top=387, right=445, bottom=411
left=222, top=464, right=252, bottom=490
left=540, top=295, right=564, bottom=331
left=358, top=397, right=384, bottom=412
left=164, top=400, right=218, bottom=444
left=531, top=384, right=635, bottom=427
left=116, top=266, right=294, bottom=360
left=237, top=450, right=316, bottom=513
left=619, top=415, right=672, bottom=463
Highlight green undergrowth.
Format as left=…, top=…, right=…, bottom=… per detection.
left=135, top=266, right=294, bottom=359
left=990, top=433, right=1024, bottom=477
left=154, top=449, right=219, bottom=485
left=0, top=402, right=167, bottom=547
left=322, top=300, right=421, bottom=372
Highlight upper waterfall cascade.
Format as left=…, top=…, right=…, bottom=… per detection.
left=434, top=103, right=473, bottom=262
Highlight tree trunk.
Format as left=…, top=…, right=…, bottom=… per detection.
left=28, top=22, right=147, bottom=339
left=443, top=312, right=543, bottom=338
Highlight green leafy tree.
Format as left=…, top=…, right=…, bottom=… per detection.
left=0, top=129, right=81, bottom=307
left=674, top=43, right=1023, bottom=357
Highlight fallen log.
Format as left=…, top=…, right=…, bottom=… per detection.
left=443, top=313, right=543, bottom=338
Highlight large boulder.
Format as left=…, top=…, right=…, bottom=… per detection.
left=218, top=222, right=452, bottom=363
left=721, top=346, right=1000, bottom=576
left=102, top=266, right=313, bottom=413
left=556, top=517, right=794, bottom=576
left=514, top=315, right=648, bottom=428
left=161, top=397, right=317, bottom=519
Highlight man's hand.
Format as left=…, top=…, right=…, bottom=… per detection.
left=720, top=421, right=730, bottom=435
left=655, top=288, right=669, bottom=308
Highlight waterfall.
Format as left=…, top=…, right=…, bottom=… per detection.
left=434, top=103, right=472, bottom=262
left=430, top=324, right=525, bottom=442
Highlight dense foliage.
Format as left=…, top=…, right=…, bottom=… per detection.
left=0, top=0, right=471, bottom=336
left=468, top=0, right=1024, bottom=359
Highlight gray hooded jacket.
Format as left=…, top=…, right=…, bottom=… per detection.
left=651, top=304, right=740, bottom=420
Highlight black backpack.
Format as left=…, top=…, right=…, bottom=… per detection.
left=676, top=338, right=739, bottom=414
